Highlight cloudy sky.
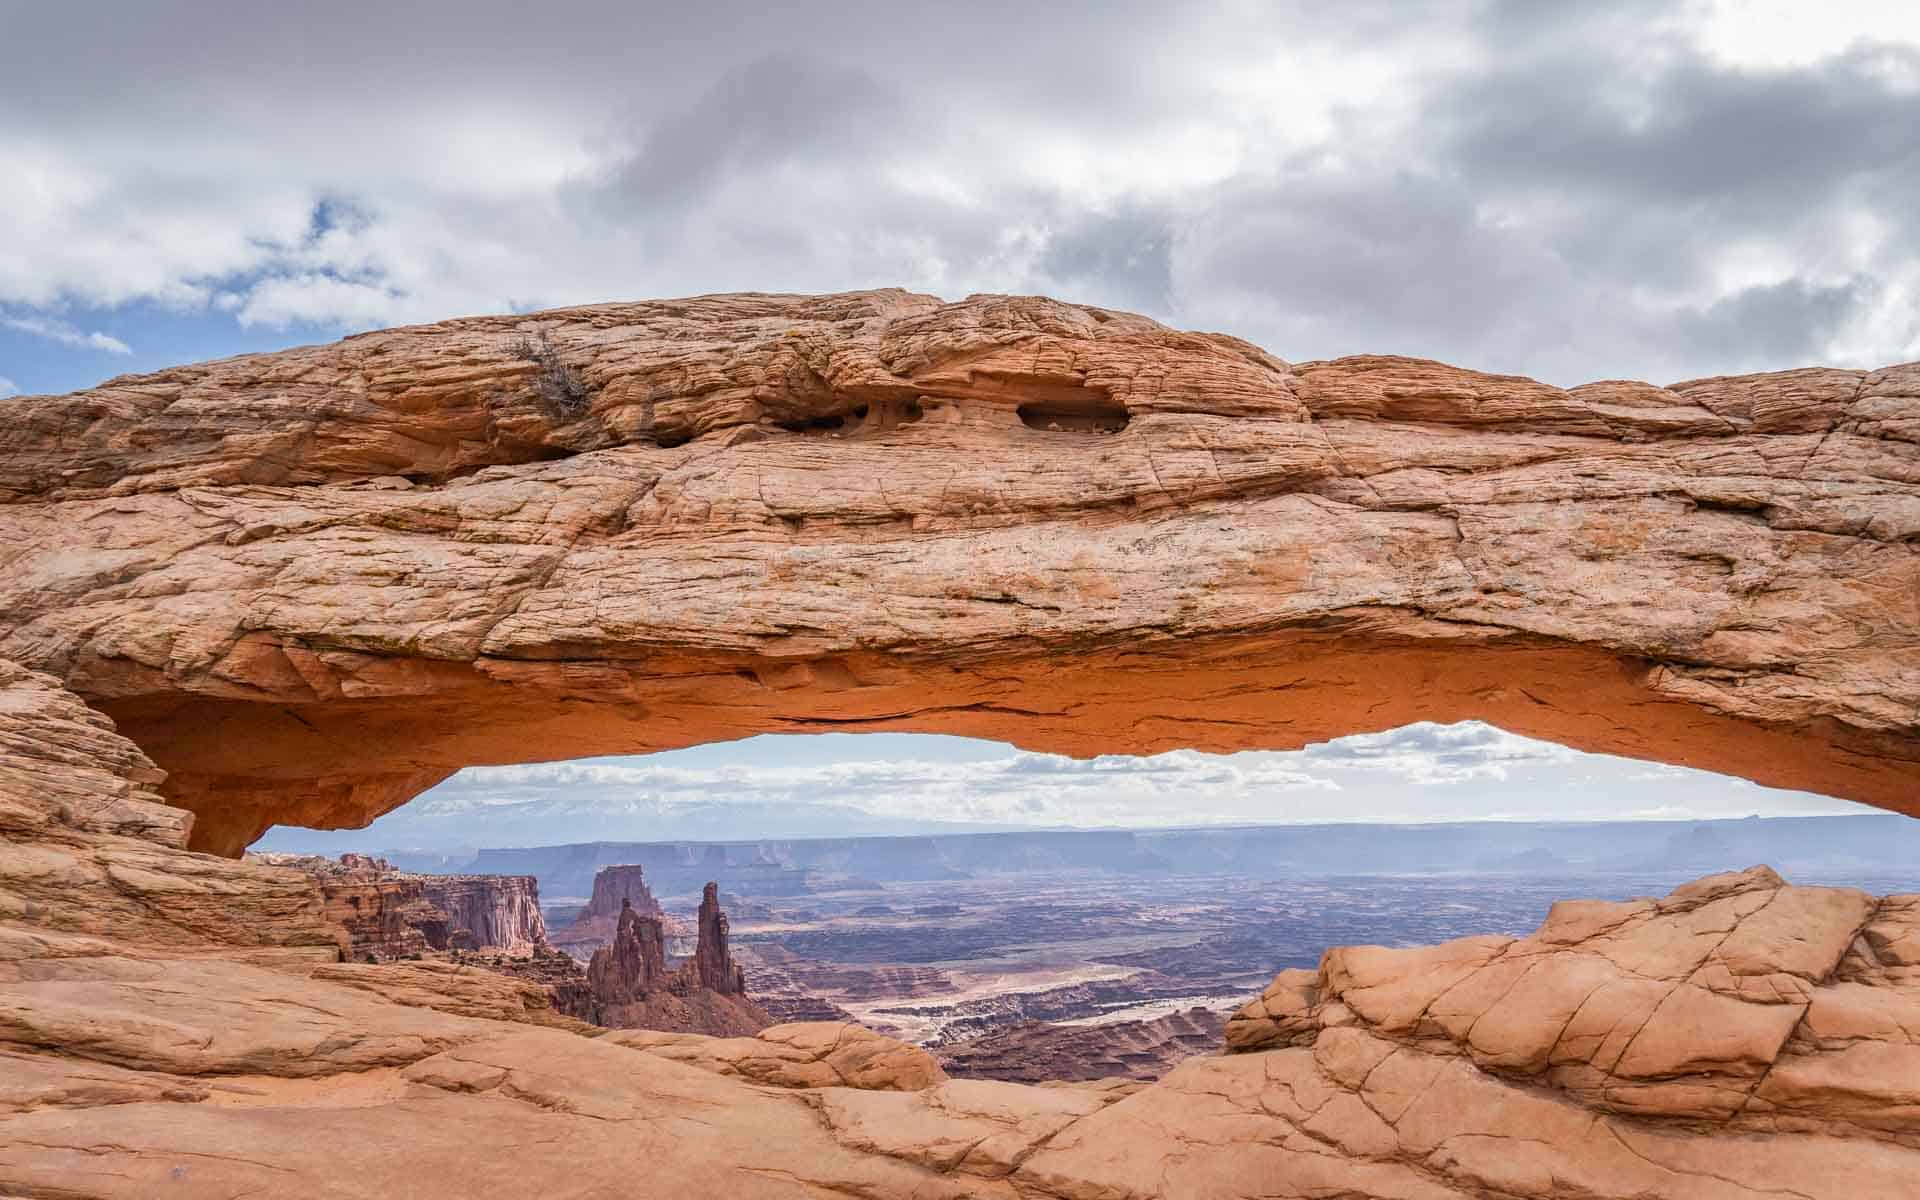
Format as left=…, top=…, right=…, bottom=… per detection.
left=254, top=723, right=1870, bottom=854
left=8, top=2, right=1907, bottom=840
left=5, top=0, right=1920, bottom=401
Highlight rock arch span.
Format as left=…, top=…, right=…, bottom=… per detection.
left=1, top=290, right=1914, bottom=856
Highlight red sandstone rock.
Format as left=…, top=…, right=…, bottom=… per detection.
left=0, top=293, right=1913, bottom=854
left=252, top=852, right=548, bottom=960
left=6, top=294, right=1920, bottom=1196
left=605, top=1021, right=946, bottom=1091
left=586, top=898, right=668, bottom=1004
left=582, top=882, right=769, bottom=1035
left=695, top=880, right=747, bottom=996
left=4, top=692, right=1918, bottom=1200
left=550, top=862, right=670, bottom=958
left=417, top=874, right=546, bottom=955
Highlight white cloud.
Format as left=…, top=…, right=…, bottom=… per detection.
left=0, top=376, right=17, bottom=398
left=378, top=721, right=1863, bottom=847
left=2, top=315, right=131, bottom=354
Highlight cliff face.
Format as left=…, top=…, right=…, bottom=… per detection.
left=417, top=875, right=546, bottom=955
left=0, top=292, right=1913, bottom=855
left=251, top=854, right=550, bottom=960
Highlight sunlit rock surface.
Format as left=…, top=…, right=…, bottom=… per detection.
left=0, top=291, right=1915, bottom=853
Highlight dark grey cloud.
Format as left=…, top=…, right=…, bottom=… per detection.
left=601, top=54, right=911, bottom=209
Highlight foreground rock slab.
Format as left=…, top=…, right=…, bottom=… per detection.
left=1, top=291, right=1915, bottom=852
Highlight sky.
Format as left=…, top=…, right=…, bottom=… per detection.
left=7, top=2, right=1910, bottom=840
left=4, top=1, right=1920, bottom=399
left=253, top=723, right=1873, bottom=854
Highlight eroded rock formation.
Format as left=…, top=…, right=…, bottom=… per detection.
left=1224, top=865, right=1920, bottom=1139
left=254, top=852, right=549, bottom=959
left=550, top=862, right=671, bottom=958
left=6, top=294, right=1920, bottom=1195
left=418, top=874, right=545, bottom=954
left=583, top=882, right=768, bottom=1035
left=585, top=898, right=669, bottom=1003
left=695, top=880, right=747, bottom=995
left=0, top=292, right=1914, bottom=854
left=0, top=659, right=341, bottom=959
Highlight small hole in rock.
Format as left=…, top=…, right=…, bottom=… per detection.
left=1017, top=395, right=1130, bottom=435
left=776, top=414, right=849, bottom=435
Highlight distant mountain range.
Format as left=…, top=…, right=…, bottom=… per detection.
left=312, top=814, right=1920, bottom=903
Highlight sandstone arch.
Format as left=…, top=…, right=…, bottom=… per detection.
left=1, top=290, right=1915, bottom=856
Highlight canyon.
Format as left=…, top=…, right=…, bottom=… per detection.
left=2, top=291, right=1918, bottom=1197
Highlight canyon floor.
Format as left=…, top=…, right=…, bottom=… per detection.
left=400, top=818, right=1920, bottom=1077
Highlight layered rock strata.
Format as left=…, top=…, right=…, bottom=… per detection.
left=938, top=1007, right=1227, bottom=1083
left=586, top=898, right=669, bottom=1002
left=695, top=880, right=748, bottom=995
left=249, top=852, right=447, bottom=959
left=417, top=874, right=546, bottom=954
left=253, top=852, right=548, bottom=959
left=0, top=658, right=340, bottom=959
left=0, top=292, right=1914, bottom=854
left=1223, top=864, right=1920, bottom=1141
left=550, top=862, right=670, bottom=958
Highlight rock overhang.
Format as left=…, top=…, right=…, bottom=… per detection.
left=0, top=289, right=1914, bottom=855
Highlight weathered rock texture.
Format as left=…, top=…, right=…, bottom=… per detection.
left=1224, top=865, right=1920, bottom=1140
left=0, top=658, right=341, bottom=959
left=6, top=663, right=1920, bottom=1197
left=606, top=1021, right=947, bottom=1092
left=586, top=898, right=669, bottom=1002
left=0, top=291, right=1915, bottom=854
left=249, top=852, right=447, bottom=959
left=695, top=880, right=748, bottom=995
